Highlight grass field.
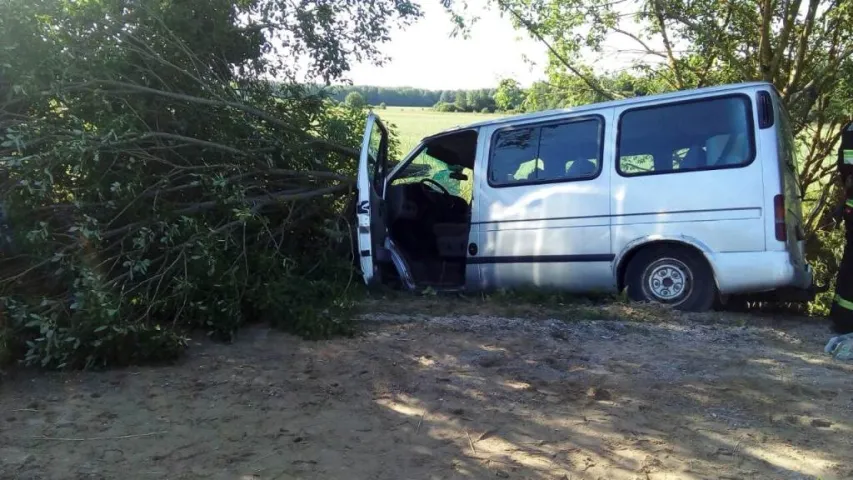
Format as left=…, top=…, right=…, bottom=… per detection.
left=376, top=106, right=507, bottom=154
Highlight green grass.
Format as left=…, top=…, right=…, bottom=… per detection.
left=377, top=106, right=507, bottom=154
left=358, top=287, right=685, bottom=324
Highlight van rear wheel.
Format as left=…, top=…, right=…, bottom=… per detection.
left=625, top=246, right=716, bottom=312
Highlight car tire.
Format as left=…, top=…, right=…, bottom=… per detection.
left=625, top=246, right=716, bottom=312
left=721, top=294, right=750, bottom=312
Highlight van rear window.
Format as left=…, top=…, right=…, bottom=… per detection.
left=617, top=95, right=755, bottom=176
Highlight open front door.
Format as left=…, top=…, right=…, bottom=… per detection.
left=355, top=113, right=389, bottom=285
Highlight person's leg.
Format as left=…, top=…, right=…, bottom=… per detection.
left=830, top=305, right=853, bottom=334
left=831, top=243, right=853, bottom=334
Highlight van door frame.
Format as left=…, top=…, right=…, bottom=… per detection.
left=382, top=129, right=481, bottom=290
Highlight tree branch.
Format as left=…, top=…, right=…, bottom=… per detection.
left=668, top=13, right=752, bottom=80
left=60, top=80, right=361, bottom=158
left=612, top=28, right=666, bottom=59
left=695, top=5, right=733, bottom=88
left=141, top=132, right=246, bottom=156
left=758, top=0, right=775, bottom=81
left=783, top=0, right=818, bottom=92
left=100, top=182, right=353, bottom=241
left=495, top=0, right=619, bottom=101
left=170, top=183, right=352, bottom=216
left=651, top=0, right=684, bottom=89
left=770, top=0, right=804, bottom=83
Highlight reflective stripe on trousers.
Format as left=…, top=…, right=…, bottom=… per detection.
left=835, top=295, right=853, bottom=311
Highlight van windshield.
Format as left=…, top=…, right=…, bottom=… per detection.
left=390, top=130, right=478, bottom=203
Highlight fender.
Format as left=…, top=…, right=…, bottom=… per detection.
left=612, top=234, right=722, bottom=290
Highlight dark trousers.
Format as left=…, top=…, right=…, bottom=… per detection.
left=831, top=221, right=853, bottom=334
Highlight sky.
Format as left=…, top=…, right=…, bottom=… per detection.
left=346, top=0, right=550, bottom=90
left=345, top=1, right=658, bottom=91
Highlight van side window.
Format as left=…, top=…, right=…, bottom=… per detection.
left=488, top=118, right=603, bottom=186
left=490, top=128, right=540, bottom=184
left=617, top=95, right=755, bottom=176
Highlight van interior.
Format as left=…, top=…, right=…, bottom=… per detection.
left=382, top=130, right=477, bottom=288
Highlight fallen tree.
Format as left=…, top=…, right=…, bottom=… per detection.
left=0, top=0, right=418, bottom=368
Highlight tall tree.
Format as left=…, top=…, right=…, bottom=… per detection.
left=461, top=0, right=853, bottom=226
left=345, top=91, right=367, bottom=108
left=494, top=78, right=525, bottom=111
left=454, top=90, right=470, bottom=111
left=445, top=0, right=853, bottom=310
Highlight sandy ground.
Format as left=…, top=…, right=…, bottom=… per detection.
left=1, top=305, right=852, bottom=480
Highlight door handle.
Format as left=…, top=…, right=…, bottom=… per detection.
left=468, top=243, right=478, bottom=256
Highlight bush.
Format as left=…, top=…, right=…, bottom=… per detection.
left=434, top=102, right=458, bottom=112
left=345, top=92, right=367, bottom=109
left=480, top=107, right=492, bottom=113
left=806, top=226, right=845, bottom=316
left=5, top=297, right=188, bottom=369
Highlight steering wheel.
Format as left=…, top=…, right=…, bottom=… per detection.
left=419, top=178, right=450, bottom=197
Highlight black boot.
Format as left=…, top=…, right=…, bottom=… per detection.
left=830, top=303, right=853, bottom=334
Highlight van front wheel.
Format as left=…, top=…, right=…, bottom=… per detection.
left=625, top=247, right=716, bottom=312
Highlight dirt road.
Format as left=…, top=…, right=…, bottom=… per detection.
left=2, top=304, right=852, bottom=479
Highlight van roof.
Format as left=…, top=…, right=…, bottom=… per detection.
left=425, top=81, right=772, bottom=138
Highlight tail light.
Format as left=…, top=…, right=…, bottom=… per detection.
left=774, top=194, right=787, bottom=241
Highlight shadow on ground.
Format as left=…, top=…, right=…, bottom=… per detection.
left=1, top=305, right=851, bottom=480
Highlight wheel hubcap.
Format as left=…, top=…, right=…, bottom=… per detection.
left=645, top=259, right=691, bottom=303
